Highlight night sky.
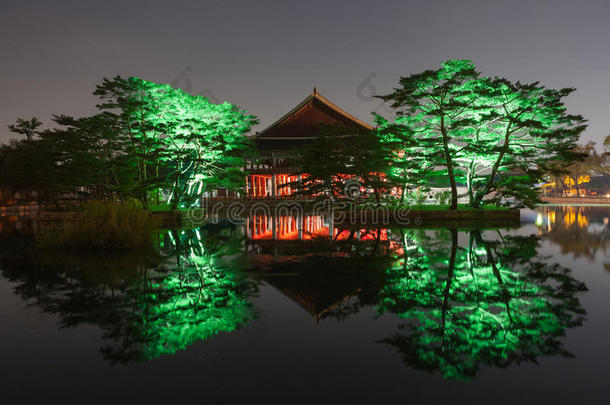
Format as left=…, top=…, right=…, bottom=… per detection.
left=1, top=0, right=609, bottom=144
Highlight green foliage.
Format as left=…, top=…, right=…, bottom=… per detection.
left=435, top=190, right=452, bottom=205
left=290, top=124, right=390, bottom=205
left=0, top=138, right=63, bottom=204
left=378, top=229, right=587, bottom=380
left=1, top=76, right=258, bottom=209
left=0, top=218, right=586, bottom=372
left=377, top=60, right=484, bottom=209
left=5, top=224, right=257, bottom=364
left=380, top=203, right=510, bottom=211
left=377, top=59, right=587, bottom=209
left=8, top=117, right=42, bottom=141
left=38, top=201, right=160, bottom=251
left=93, top=76, right=259, bottom=209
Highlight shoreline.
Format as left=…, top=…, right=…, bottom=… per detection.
left=540, top=197, right=610, bottom=205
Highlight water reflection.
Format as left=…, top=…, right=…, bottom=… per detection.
left=246, top=214, right=400, bottom=257
left=254, top=226, right=587, bottom=380
left=0, top=209, right=590, bottom=379
left=378, top=229, right=586, bottom=380
left=0, top=225, right=257, bottom=364
left=536, top=205, right=610, bottom=262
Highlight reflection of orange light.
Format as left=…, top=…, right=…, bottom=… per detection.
left=577, top=213, right=589, bottom=228
left=560, top=206, right=588, bottom=229
left=389, top=240, right=404, bottom=255
left=359, top=229, right=388, bottom=241
left=246, top=215, right=405, bottom=255
left=248, top=215, right=395, bottom=242
left=563, top=207, right=575, bottom=227
left=249, top=215, right=327, bottom=240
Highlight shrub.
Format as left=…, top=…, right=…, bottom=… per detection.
left=39, top=201, right=160, bottom=251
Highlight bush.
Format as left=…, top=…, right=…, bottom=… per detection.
left=436, top=190, right=452, bottom=205
left=39, top=201, right=160, bottom=251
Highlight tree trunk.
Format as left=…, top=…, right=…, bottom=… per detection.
left=446, top=162, right=459, bottom=209
left=440, top=122, right=459, bottom=210
left=466, top=163, right=474, bottom=207
left=472, top=125, right=512, bottom=208
left=441, top=228, right=458, bottom=340
left=473, top=229, right=513, bottom=323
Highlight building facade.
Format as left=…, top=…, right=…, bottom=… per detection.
left=241, top=88, right=373, bottom=199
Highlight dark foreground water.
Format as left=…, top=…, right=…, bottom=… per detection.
left=1, top=205, right=610, bottom=404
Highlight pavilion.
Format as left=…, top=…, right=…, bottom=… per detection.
left=211, top=88, right=372, bottom=199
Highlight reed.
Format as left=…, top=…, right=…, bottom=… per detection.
left=39, top=201, right=160, bottom=251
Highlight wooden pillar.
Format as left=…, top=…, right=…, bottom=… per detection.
left=277, top=175, right=281, bottom=196
left=297, top=213, right=303, bottom=240
left=272, top=174, right=277, bottom=197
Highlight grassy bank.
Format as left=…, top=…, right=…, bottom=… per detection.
left=374, top=203, right=512, bottom=211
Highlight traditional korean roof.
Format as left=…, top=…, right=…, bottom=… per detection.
left=253, top=88, right=373, bottom=150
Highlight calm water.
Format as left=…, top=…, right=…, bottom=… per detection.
left=1, top=206, right=610, bottom=404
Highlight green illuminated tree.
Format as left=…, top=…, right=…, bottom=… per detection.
left=153, top=86, right=257, bottom=209
left=467, top=79, right=586, bottom=207
left=374, top=117, right=431, bottom=203
left=94, top=76, right=257, bottom=209
left=377, top=60, right=587, bottom=208
left=377, top=60, right=485, bottom=209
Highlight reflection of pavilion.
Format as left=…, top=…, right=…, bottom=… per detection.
left=264, top=273, right=361, bottom=322
left=244, top=214, right=396, bottom=256
left=245, top=214, right=398, bottom=321
left=247, top=214, right=330, bottom=240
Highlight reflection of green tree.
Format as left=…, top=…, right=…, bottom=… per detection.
left=0, top=225, right=256, bottom=364
left=378, top=229, right=587, bottom=380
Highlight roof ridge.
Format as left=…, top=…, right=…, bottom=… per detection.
left=311, top=92, right=373, bottom=130
left=253, top=89, right=372, bottom=139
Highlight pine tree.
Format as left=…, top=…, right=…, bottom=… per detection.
left=377, top=60, right=484, bottom=209
left=468, top=79, right=587, bottom=207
